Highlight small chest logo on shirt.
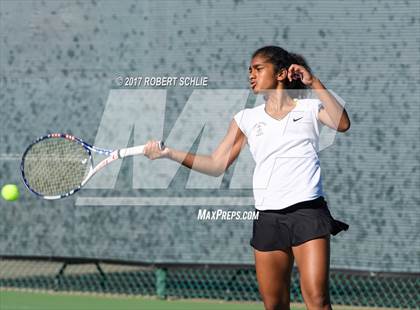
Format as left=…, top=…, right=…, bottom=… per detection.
left=293, top=117, right=303, bottom=122
left=252, top=122, right=267, bottom=137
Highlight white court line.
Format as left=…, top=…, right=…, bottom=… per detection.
left=0, top=154, right=21, bottom=160
left=75, top=196, right=254, bottom=206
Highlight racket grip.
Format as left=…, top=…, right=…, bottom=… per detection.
left=118, top=141, right=165, bottom=158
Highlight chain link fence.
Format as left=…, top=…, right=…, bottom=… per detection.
left=0, top=258, right=418, bottom=308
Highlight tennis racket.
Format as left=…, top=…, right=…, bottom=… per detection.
left=20, top=133, right=164, bottom=200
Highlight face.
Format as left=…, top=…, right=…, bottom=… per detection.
left=248, top=55, right=285, bottom=94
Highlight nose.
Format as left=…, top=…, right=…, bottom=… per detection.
left=249, top=70, right=256, bottom=81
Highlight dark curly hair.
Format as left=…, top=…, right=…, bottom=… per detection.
left=252, top=46, right=312, bottom=98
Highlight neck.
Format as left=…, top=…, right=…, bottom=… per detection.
left=264, top=90, right=294, bottom=112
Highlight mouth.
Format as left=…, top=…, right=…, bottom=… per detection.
left=250, top=81, right=256, bottom=89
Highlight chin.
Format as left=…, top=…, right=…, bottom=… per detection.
left=251, top=86, right=262, bottom=94
left=252, top=88, right=269, bottom=95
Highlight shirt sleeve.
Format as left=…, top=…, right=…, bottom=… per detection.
left=233, top=109, right=248, bottom=137
left=313, top=99, right=324, bottom=121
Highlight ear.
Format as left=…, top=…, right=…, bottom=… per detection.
left=276, top=68, right=288, bottom=82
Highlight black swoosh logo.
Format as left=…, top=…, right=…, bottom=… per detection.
left=293, top=117, right=303, bottom=122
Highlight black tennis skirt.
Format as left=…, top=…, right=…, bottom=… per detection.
left=251, top=196, right=349, bottom=251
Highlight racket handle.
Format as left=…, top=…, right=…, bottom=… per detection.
left=118, top=141, right=165, bottom=158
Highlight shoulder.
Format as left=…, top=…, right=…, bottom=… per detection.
left=234, top=104, right=263, bottom=119
left=296, top=98, right=324, bottom=119
left=296, top=98, right=323, bottom=110
left=233, top=105, right=264, bottom=136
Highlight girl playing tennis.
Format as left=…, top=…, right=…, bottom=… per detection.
left=144, top=46, right=350, bottom=310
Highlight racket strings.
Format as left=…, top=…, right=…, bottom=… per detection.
left=23, top=138, right=91, bottom=196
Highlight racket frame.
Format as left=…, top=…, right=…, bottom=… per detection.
left=21, top=133, right=162, bottom=200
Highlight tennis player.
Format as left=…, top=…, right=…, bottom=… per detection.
left=144, top=45, right=350, bottom=310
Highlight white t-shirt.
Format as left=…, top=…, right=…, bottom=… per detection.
left=234, top=98, right=325, bottom=210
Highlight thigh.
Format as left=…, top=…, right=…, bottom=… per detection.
left=254, top=248, right=294, bottom=307
left=292, top=236, right=330, bottom=299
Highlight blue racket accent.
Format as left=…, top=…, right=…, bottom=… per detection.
left=59, top=133, right=114, bottom=156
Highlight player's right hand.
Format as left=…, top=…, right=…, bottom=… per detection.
left=143, top=140, right=170, bottom=160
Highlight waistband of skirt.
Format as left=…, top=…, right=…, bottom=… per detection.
left=257, top=196, right=326, bottom=214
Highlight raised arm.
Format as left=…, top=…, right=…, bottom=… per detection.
left=287, top=64, right=351, bottom=132
left=310, top=79, right=351, bottom=132
left=143, top=119, right=247, bottom=177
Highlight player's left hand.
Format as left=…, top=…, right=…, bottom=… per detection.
left=287, top=64, right=317, bottom=87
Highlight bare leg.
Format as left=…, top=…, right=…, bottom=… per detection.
left=292, top=236, right=332, bottom=310
left=254, top=248, right=294, bottom=310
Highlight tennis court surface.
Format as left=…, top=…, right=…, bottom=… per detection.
left=2, top=290, right=403, bottom=310
left=0, top=290, right=288, bottom=310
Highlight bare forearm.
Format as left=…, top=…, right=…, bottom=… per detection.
left=311, top=78, right=350, bottom=130
left=166, top=147, right=222, bottom=177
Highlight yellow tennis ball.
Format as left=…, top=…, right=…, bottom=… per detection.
left=1, top=184, right=20, bottom=201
